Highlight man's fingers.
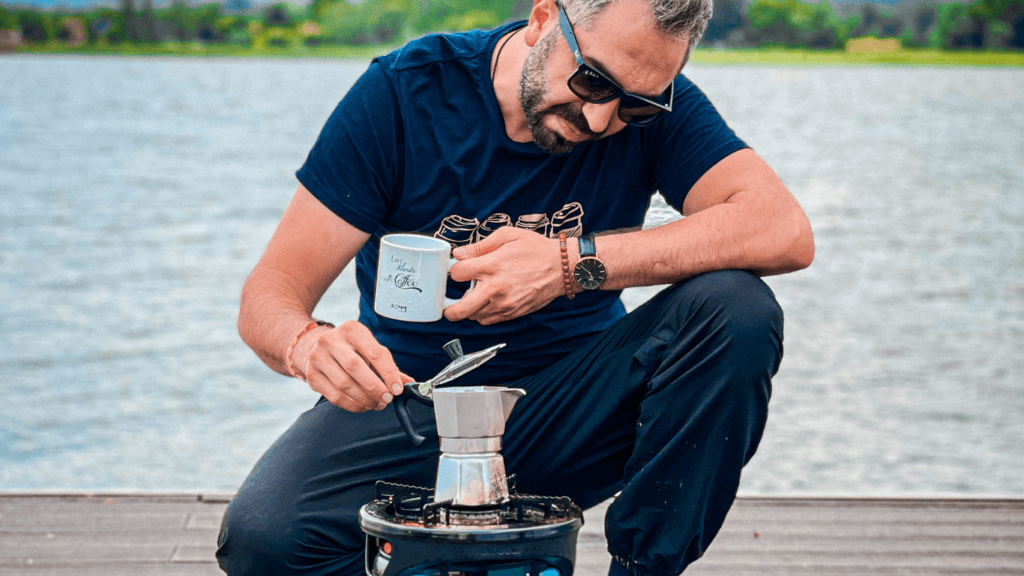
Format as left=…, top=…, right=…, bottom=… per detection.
left=452, top=230, right=505, bottom=260
left=306, top=367, right=372, bottom=412
left=313, top=351, right=383, bottom=411
left=306, top=321, right=402, bottom=412
left=355, top=337, right=406, bottom=395
left=443, top=288, right=491, bottom=322
left=392, top=373, right=416, bottom=396
left=335, top=321, right=400, bottom=395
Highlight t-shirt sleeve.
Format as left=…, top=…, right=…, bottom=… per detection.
left=296, top=60, right=403, bottom=233
left=645, top=76, right=747, bottom=211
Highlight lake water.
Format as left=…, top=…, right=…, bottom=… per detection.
left=1, top=55, right=1022, bottom=496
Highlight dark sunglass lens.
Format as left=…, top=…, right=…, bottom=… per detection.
left=569, top=68, right=617, bottom=102
left=618, top=103, right=664, bottom=125
left=622, top=112, right=662, bottom=125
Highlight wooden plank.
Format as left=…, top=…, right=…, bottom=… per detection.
left=0, top=543, right=175, bottom=564
left=714, top=522, right=1024, bottom=538
left=724, top=506, right=1024, bottom=525
left=0, top=496, right=227, bottom=537
left=590, top=498, right=1024, bottom=525
left=577, top=542, right=1024, bottom=576
left=0, top=531, right=215, bottom=547
left=669, top=534, right=1022, bottom=554
left=172, top=545, right=219, bottom=563
left=693, top=551, right=1024, bottom=568
left=0, top=494, right=213, bottom=509
left=0, top=502, right=206, bottom=515
left=0, top=512, right=191, bottom=531
left=184, top=510, right=228, bottom=531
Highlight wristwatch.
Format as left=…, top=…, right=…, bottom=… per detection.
left=573, top=233, right=607, bottom=291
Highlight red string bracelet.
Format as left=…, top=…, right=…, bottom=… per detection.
left=286, top=320, right=333, bottom=381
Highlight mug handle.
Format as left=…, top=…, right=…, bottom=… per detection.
left=443, top=257, right=476, bottom=309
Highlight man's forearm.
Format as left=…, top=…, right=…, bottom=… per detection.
left=237, top=185, right=369, bottom=379
left=593, top=190, right=814, bottom=291
left=238, top=267, right=330, bottom=378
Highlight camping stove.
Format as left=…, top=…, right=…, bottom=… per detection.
left=359, top=340, right=584, bottom=576
left=360, top=478, right=583, bottom=576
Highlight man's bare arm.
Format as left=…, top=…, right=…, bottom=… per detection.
left=239, top=184, right=409, bottom=413
left=597, top=148, right=815, bottom=289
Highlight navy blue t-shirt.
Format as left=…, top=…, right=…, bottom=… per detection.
left=297, top=22, right=746, bottom=385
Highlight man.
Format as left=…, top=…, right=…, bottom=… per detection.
left=217, top=0, right=814, bottom=573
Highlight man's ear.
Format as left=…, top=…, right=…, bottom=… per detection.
left=523, top=0, right=555, bottom=47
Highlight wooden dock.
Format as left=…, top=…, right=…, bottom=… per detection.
left=0, top=494, right=1021, bottom=575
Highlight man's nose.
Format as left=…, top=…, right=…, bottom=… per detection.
left=581, top=99, right=619, bottom=135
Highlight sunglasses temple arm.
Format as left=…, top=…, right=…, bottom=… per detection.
left=556, top=3, right=585, bottom=64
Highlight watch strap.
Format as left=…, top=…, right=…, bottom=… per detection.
left=578, top=233, right=597, bottom=258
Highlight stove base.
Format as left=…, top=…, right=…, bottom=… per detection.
left=359, top=481, right=583, bottom=576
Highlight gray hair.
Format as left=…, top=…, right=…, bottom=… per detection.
left=561, top=0, right=712, bottom=57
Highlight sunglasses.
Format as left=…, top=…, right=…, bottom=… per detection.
left=555, top=2, right=674, bottom=126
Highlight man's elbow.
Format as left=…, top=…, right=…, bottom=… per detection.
left=237, top=276, right=256, bottom=348
left=780, top=212, right=815, bottom=272
left=757, top=209, right=813, bottom=276
left=237, top=270, right=271, bottom=352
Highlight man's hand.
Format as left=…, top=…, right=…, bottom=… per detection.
left=302, top=321, right=414, bottom=413
left=444, top=227, right=565, bottom=325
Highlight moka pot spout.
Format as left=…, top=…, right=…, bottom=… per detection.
left=500, top=388, right=526, bottom=423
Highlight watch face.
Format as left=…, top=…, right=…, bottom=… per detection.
left=574, top=257, right=606, bottom=290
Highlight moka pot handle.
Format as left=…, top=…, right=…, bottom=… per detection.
left=392, top=383, right=434, bottom=447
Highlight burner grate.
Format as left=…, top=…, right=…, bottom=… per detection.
left=510, top=493, right=576, bottom=522
left=372, top=479, right=579, bottom=528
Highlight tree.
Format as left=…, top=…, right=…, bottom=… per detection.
left=316, top=0, right=409, bottom=45
left=121, top=0, right=138, bottom=41
left=907, top=3, right=937, bottom=47
left=968, top=0, right=1024, bottom=47
left=703, top=0, right=746, bottom=44
left=1, top=6, right=19, bottom=31
left=16, top=10, right=58, bottom=43
left=746, top=0, right=844, bottom=48
left=849, top=3, right=907, bottom=39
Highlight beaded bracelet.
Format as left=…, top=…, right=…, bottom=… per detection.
left=559, top=232, right=575, bottom=301
left=286, top=320, right=334, bottom=381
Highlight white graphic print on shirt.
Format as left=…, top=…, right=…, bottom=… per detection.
left=433, top=202, right=584, bottom=246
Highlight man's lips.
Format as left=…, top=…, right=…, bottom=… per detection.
left=559, top=117, right=594, bottom=141
left=548, top=104, right=600, bottom=141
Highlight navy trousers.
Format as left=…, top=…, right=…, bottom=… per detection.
left=217, top=270, right=784, bottom=576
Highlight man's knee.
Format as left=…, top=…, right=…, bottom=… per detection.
left=217, top=482, right=367, bottom=576
left=636, top=270, right=783, bottom=418
left=667, top=270, right=783, bottom=374
left=216, top=492, right=295, bottom=574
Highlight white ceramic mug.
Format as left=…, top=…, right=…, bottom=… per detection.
left=374, top=234, right=464, bottom=322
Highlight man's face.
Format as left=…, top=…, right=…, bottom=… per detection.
left=518, top=0, right=689, bottom=155
left=520, top=29, right=585, bottom=155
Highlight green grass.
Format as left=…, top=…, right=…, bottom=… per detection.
left=690, top=47, right=1024, bottom=67
left=11, top=41, right=1024, bottom=66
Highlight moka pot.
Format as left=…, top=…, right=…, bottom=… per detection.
left=391, top=340, right=525, bottom=506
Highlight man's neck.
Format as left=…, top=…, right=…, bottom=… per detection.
left=491, top=29, right=533, bottom=144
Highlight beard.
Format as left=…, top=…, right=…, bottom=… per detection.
left=518, top=30, right=600, bottom=155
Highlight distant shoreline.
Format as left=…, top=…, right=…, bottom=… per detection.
left=6, top=43, right=1024, bottom=67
